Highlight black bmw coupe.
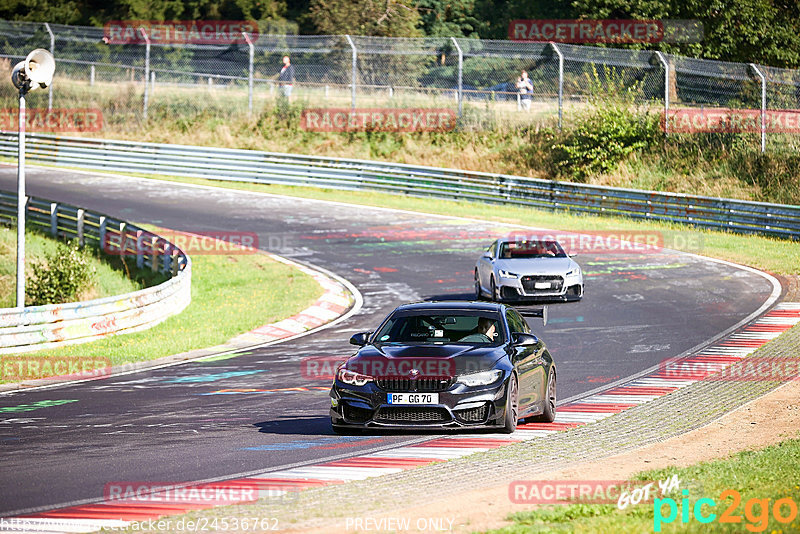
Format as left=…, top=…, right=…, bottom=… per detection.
left=330, top=301, right=556, bottom=433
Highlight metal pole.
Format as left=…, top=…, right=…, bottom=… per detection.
left=243, top=32, right=254, bottom=115
left=749, top=63, right=767, bottom=153
left=451, top=37, right=463, bottom=119
left=345, top=35, right=356, bottom=109
left=16, top=90, right=26, bottom=309
left=140, top=28, right=150, bottom=120
left=90, top=64, right=95, bottom=86
left=654, top=52, right=669, bottom=134
left=550, top=42, right=563, bottom=131
left=150, top=70, right=155, bottom=93
left=44, top=23, right=54, bottom=111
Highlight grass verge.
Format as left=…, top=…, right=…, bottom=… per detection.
left=1, top=249, right=323, bottom=383
left=0, top=226, right=149, bottom=308
left=487, top=434, right=800, bottom=533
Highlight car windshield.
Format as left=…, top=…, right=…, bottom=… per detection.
left=499, top=240, right=566, bottom=259
left=374, top=312, right=503, bottom=345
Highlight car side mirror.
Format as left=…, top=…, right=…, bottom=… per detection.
left=349, top=332, right=371, bottom=346
left=512, top=332, right=539, bottom=346
left=482, top=252, right=492, bottom=260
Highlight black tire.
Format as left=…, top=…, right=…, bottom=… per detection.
left=531, top=368, right=556, bottom=423
left=490, top=276, right=501, bottom=303
left=474, top=270, right=483, bottom=300
left=501, top=376, right=519, bottom=434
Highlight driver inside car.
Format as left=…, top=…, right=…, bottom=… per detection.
left=460, top=317, right=497, bottom=343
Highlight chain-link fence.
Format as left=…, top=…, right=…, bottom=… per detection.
left=1, top=19, right=799, bottom=151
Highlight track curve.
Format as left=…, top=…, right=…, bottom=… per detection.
left=0, top=166, right=779, bottom=515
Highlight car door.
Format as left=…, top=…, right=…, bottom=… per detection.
left=507, top=308, right=546, bottom=416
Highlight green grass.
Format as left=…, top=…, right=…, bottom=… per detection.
left=5, top=251, right=323, bottom=375
left=487, top=435, right=800, bottom=533
left=57, top=169, right=800, bottom=275
left=0, top=226, right=147, bottom=308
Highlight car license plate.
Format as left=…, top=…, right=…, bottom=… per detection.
left=535, top=282, right=551, bottom=289
left=387, top=393, right=438, bottom=405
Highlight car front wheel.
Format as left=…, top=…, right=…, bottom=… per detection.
left=501, top=376, right=519, bottom=433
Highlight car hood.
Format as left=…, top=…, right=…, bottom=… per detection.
left=347, top=344, right=505, bottom=377
left=494, top=257, right=578, bottom=276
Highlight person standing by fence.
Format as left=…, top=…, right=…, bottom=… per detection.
left=278, top=55, right=295, bottom=100
left=516, top=70, right=533, bottom=111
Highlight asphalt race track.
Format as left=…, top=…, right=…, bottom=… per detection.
left=0, top=167, right=778, bottom=515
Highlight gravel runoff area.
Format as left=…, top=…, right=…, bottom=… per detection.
left=168, top=298, right=800, bottom=532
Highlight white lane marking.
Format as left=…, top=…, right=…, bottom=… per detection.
left=366, top=447, right=489, bottom=459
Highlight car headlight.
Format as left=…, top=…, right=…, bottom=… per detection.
left=498, top=269, right=519, bottom=279
left=457, top=369, right=503, bottom=387
left=337, top=368, right=373, bottom=386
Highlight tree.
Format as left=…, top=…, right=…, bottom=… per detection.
left=307, top=0, right=422, bottom=37
left=415, top=0, right=482, bottom=38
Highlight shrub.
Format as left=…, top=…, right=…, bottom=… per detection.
left=27, top=241, right=96, bottom=306
left=551, top=105, right=660, bottom=181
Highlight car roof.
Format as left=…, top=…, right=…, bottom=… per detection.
left=393, top=301, right=506, bottom=313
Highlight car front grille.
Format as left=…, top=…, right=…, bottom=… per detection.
left=375, top=377, right=454, bottom=392
left=521, top=275, right=564, bottom=294
left=454, top=403, right=490, bottom=423
left=375, top=407, right=451, bottom=423
left=343, top=404, right=373, bottom=423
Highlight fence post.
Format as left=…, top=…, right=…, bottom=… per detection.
left=76, top=208, right=85, bottom=246
left=44, top=23, right=54, bottom=111
left=242, top=31, right=254, bottom=115
left=139, top=28, right=150, bottom=120
left=653, top=52, right=669, bottom=134
left=749, top=63, right=767, bottom=153
left=90, top=64, right=95, bottom=86
left=49, top=202, right=58, bottom=236
left=549, top=42, right=564, bottom=131
left=345, top=35, right=357, bottom=109
left=451, top=37, right=463, bottom=119
left=150, top=71, right=155, bottom=93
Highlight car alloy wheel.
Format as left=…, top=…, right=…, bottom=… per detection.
left=474, top=270, right=482, bottom=299
left=532, top=369, right=556, bottom=423
left=502, top=376, right=518, bottom=433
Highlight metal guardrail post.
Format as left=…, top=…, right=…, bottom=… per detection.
left=749, top=63, right=767, bottom=153
left=99, top=215, right=106, bottom=251
left=549, top=42, right=564, bottom=131
left=345, top=35, right=357, bottom=109
left=135, top=230, right=144, bottom=268
left=653, top=52, right=669, bottom=134
left=139, top=28, right=150, bottom=121
left=242, top=32, right=254, bottom=115
left=50, top=202, right=58, bottom=236
left=76, top=208, right=85, bottom=246
left=451, top=37, right=463, bottom=119
left=44, top=22, right=54, bottom=111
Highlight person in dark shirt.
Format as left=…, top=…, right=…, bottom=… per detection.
left=516, top=70, right=533, bottom=111
left=278, top=55, right=295, bottom=99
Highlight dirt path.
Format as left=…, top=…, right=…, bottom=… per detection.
left=294, top=378, right=800, bottom=533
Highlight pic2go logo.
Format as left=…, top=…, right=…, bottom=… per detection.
left=654, top=489, right=799, bottom=532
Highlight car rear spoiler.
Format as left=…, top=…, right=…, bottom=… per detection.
left=520, top=305, right=548, bottom=327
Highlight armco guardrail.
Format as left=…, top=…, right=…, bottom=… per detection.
left=0, top=191, right=191, bottom=354
left=1, top=133, right=798, bottom=239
